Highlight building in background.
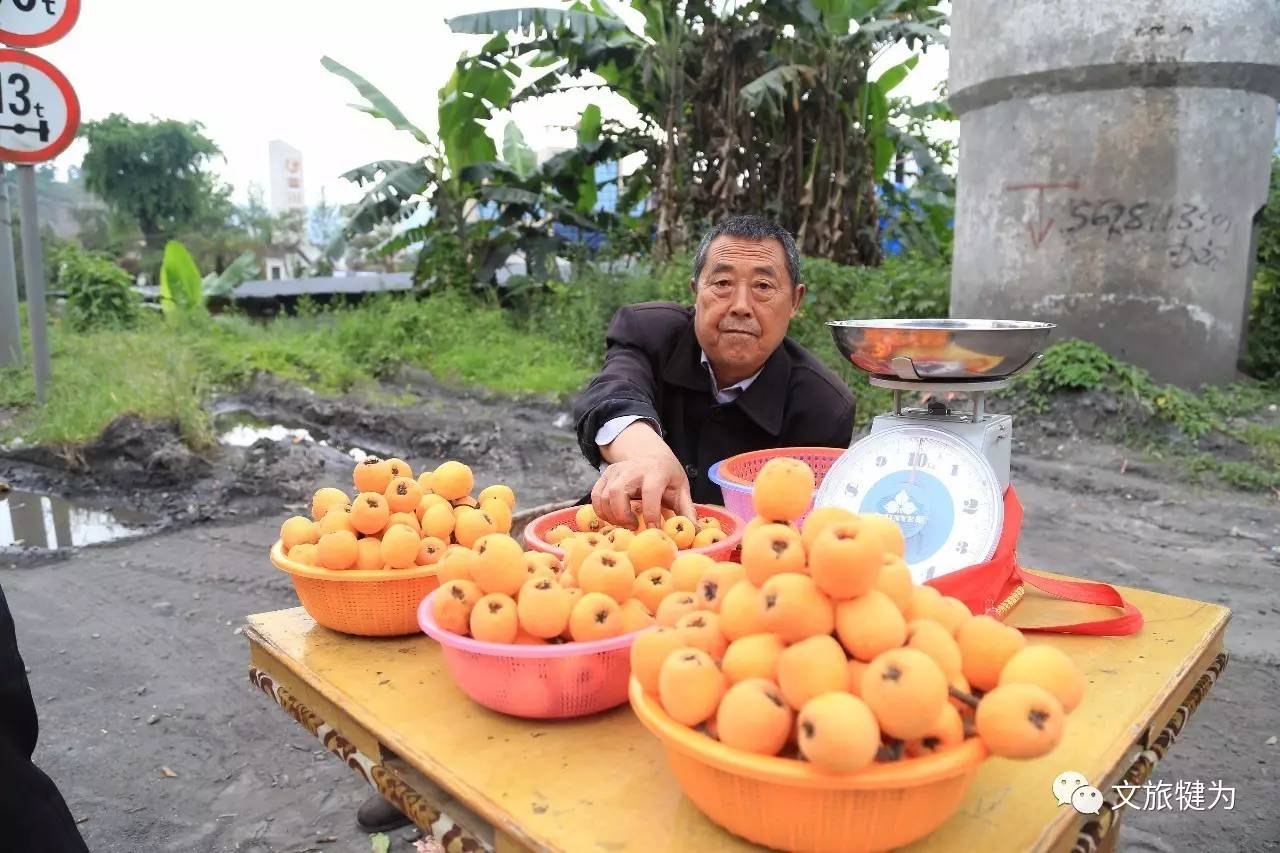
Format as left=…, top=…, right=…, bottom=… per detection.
left=265, top=141, right=313, bottom=279
left=269, top=140, right=306, bottom=216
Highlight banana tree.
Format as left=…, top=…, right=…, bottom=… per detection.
left=324, top=49, right=621, bottom=288
left=449, top=0, right=949, bottom=266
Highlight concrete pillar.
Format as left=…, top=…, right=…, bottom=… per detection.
left=949, top=0, right=1280, bottom=387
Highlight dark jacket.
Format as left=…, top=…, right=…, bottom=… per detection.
left=573, top=302, right=855, bottom=504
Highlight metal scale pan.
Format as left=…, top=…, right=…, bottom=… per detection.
left=828, top=318, right=1055, bottom=384
left=816, top=319, right=1055, bottom=582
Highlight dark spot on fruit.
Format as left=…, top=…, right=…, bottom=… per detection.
left=594, top=609, right=609, bottom=624
left=487, top=601, right=503, bottom=614
left=688, top=616, right=705, bottom=628
left=882, top=664, right=903, bottom=683
left=449, top=585, right=466, bottom=601
left=922, top=736, right=940, bottom=751
left=681, top=652, right=699, bottom=663
left=602, top=555, right=616, bottom=567
left=765, top=690, right=784, bottom=708
left=1028, top=709, right=1049, bottom=730
left=764, top=593, right=777, bottom=609
left=801, top=720, right=815, bottom=739
left=701, top=581, right=718, bottom=601
left=397, top=483, right=409, bottom=495
left=769, top=539, right=788, bottom=557
left=535, top=579, right=552, bottom=590
left=649, top=575, right=664, bottom=587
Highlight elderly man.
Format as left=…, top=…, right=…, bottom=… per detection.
left=575, top=215, right=855, bottom=527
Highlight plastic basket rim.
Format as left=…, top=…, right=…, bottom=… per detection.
left=418, top=589, right=651, bottom=658
left=711, top=446, right=848, bottom=487
left=270, top=540, right=442, bottom=583
left=628, top=677, right=987, bottom=789
left=523, top=502, right=745, bottom=560
left=707, top=460, right=751, bottom=495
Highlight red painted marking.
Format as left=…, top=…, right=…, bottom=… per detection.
left=1003, top=181, right=1081, bottom=249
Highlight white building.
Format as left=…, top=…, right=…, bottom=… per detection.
left=265, top=141, right=313, bottom=279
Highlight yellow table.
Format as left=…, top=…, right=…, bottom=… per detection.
left=244, top=578, right=1228, bottom=853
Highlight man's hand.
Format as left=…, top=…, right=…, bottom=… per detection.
left=592, top=422, right=697, bottom=528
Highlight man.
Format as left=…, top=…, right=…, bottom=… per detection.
left=575, top=215, right=855, bottom=526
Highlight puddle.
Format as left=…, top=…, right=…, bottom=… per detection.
left=0, top=490, right=156, bottom=549
left=213, top=409, right=368, bottom=460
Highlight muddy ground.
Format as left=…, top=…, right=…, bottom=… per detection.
left=1, top=375, right=1277, bottom=853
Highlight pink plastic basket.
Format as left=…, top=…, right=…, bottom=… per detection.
left=523, top=503, right=744, bottom=563
left=417, top=591, right=646, bottom=718
left=708, top=447, right=847, bottom=527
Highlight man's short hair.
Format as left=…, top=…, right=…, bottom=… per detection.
left=691, top=215, right=801, bottom=289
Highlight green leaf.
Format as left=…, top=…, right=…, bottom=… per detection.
left=578, top=103, right=602, bottom=146
left=502, top=121, right=538, bottom=180
left=874, top=55, right=918, bottom=94
left=861, top=79, right=888, bottom=132
left=159, top=240, right=205, bottom=318
left=811, top=0, right=856, bottom=34
left=447, top=8, right=614, bottom=36
left=369, top=833, right=390, bottom=853
left=321, top=57, right=430, bottom=145
left=739, top=65, right=819, bottom=114
left=202, top=250, right=259, bottom=299
left=342, top=160, right=435, bottom=234
left=873, top=136, right=896, bottom=180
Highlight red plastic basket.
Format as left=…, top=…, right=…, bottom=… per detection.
left=708, top=447, right=847, bottom=526
left=523, top=503, right=744, bottom=562
left=417, top=590, right=646, bottom=718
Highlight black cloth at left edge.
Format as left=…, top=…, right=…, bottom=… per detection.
left=573, top=301, right=855, bottom=504
left=0, top=583, right=90, bottom=853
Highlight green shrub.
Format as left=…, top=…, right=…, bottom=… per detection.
left=56, top=247, right=139, bottom=332
left=1245, top=156, right=1280, bottom=379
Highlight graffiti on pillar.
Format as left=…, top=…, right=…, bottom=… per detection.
left=1004, top=185, right=1233, bottom=270
left=1003, top=181, right=1080, bottom=248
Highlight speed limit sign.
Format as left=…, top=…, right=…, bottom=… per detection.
left=0, top=49, right=77, bottom=163
left=0, top=0, right=80, bottom=48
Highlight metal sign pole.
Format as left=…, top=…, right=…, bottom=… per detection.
left=17, top=164, right=48, bottom=401
left=0, top=162, right=21, bottom=366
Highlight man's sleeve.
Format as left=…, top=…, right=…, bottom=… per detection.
left=573, top=307, right=664, bottom=468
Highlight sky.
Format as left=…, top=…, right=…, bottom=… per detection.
left=39, top=0, right=949, bottom=208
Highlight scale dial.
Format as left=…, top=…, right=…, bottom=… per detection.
left=814, top=425, right=1004, bottom=583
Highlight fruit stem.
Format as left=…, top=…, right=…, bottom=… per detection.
left=949, top=685, right=980, bottom=709
left=875, top=739, right=905, bottom=762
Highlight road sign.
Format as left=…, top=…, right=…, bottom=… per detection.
left=0, top=0, right=80, bottom=48
left=0, top=49, right=77, bottom=164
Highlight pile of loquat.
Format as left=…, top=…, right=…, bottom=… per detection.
left=429, top=526, right=684, bottom=645
left=277, top=457, right=517, bottom=571
left=547, top=503, right=729, bottom=555
left=631, top=457, right=1085, bottom=772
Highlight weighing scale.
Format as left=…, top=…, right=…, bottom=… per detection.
left=814, top=319, right=1055, bottom=583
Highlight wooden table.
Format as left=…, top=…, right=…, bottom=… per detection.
left=245, top=578, right=1229, bottom=853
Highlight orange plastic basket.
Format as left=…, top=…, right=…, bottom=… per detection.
left=629, top=678, right=987, bottom=852
left=270, top=541, right=441, bottom=637
left=523, top=503, right=744, bottom=562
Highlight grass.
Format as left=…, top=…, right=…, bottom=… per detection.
left=0, top=323, right=213, bottom=450
left=0, top=290, right=597, bottom=449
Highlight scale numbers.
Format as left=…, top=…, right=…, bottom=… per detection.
left=814, top=425, right=1004, bottom=582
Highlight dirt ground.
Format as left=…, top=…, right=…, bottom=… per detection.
left=1, top=377, right=1277, bottom=852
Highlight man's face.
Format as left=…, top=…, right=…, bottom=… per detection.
left=691, top=235, right=805, bottom=382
